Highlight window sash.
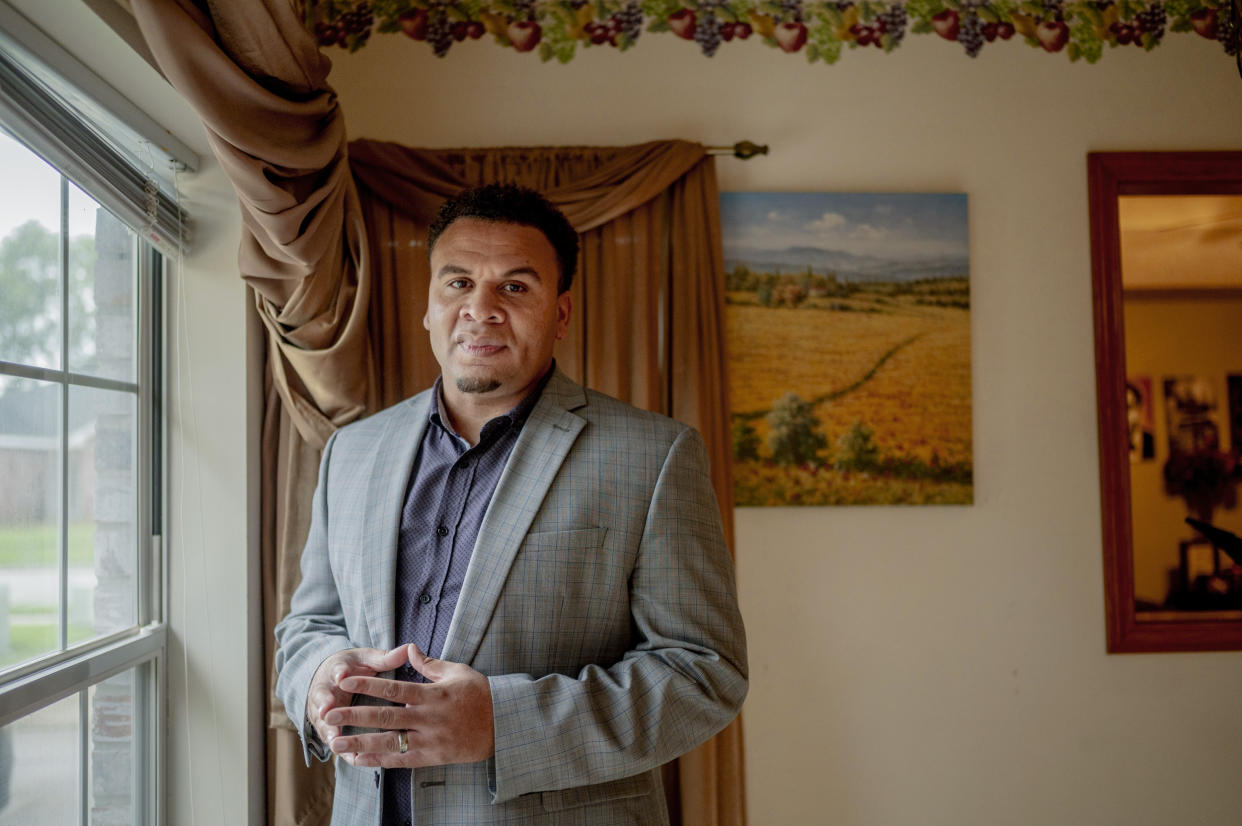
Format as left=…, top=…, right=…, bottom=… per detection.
left=0, top=622, right=164, bottom=728
left=0, top=187, right=165, bottom=826
left=0, top=360, right=138, bottom=394
left=0, top=632, right=163, bottom=826
left=0, top=204, right=161, bottom=675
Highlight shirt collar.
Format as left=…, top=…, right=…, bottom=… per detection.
left=429, top=361, right=557, bottom=441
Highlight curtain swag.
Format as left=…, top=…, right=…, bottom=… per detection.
left=307, top=0, right=1242, bottom=63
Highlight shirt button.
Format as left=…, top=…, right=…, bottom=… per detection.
left=419, top=593, right=432, bottom=605
left=436, top=526, right=448, bottom=537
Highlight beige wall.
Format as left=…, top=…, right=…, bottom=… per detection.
left=327, top=32, right=1242, bottom=826
left=1125, top=296, right=1242, bottom=606
left=25, top=3, right=1242, bottom=823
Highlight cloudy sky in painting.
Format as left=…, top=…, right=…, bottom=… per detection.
left=720, top=192, right=969, bottom=262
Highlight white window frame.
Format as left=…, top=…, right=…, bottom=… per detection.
left=0, top=212, right=167, bottom=825
left=0, top=1, right=188, bottom=820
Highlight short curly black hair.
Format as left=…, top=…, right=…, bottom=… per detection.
left=426, top=183, right=579, bottom=294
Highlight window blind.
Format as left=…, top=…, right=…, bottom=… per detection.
left=0, top=1, right=196, bottom=254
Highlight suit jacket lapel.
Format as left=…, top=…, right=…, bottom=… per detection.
left=441, top=370, right=587, bottom=666
left=363, top=390, right=432, bottom=651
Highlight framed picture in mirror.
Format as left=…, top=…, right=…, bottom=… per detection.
left=1088, top=151, right=1242, bottom=653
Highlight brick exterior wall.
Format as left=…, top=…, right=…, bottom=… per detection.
left=89, top=211, right=137, bottom=822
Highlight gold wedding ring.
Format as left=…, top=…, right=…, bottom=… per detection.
left=398, top=730, right=409, bottom=754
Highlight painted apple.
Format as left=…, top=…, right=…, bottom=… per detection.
left=583, top=21, right=607, bottom=43
left=668, top=8, right=697, bottom=39
left=774, top=20, right=808, bottom=52
left=398, top=9, right=429, bottom=40
left=1190, top=8, right=1218, bottom=39
left=508, top=20, right=542, bottom=51
left=930, top=9, right=960, bottom=40
left=1036, top=20, right=1069, bottom=51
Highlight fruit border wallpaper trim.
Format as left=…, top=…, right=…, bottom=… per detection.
left=307, top=0, right=1240, bottom=64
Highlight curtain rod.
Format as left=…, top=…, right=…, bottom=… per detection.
left=706, top=141, right=768, bottom=160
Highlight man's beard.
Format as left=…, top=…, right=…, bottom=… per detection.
left=457, top=375, right=502, bottom=394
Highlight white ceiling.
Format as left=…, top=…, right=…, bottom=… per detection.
left=1119, top=194, right=1242, bottom=290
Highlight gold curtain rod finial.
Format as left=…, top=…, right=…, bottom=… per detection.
left=733, top=140, right=768, bottom=160
left=706, top=141, right=769, bottom=159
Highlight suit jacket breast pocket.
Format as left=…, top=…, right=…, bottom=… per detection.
left=520, top=527, right=608, bottom=555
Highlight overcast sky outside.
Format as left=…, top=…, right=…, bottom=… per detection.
left=1, top=130, right=111, bottom=391
left=1, top=130, right=103, bottom=242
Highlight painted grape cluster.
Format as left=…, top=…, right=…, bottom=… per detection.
left=308, top=0, right=1241, bottom=62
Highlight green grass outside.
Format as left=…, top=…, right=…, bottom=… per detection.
left=9, top=605, right=54, bottom=616
left=0, top=522, right=95, bottom=567
left=0, top=523, right=115, bottom=671
left=2, top=622, right=94, bottom=669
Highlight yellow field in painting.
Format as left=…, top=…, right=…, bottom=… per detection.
left=728, top=292, right=972, bottom=505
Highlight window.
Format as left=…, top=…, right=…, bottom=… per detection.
left=0, top=59, right=173, bottom=826
left=0, top=4, right=197, bottom=821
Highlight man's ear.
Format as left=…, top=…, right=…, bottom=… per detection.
left=555, top=292, right=572, bottom=340
left=423, top=310, right=430, bottom=331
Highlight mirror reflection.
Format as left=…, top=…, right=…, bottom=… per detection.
left=1120, top=194, right=1242, bottom=617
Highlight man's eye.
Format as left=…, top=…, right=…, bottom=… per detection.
left=448, top=279, right=470, bottom=289
left=502, top=283, right=527, bottom=293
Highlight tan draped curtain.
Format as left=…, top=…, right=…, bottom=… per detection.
left=348, top=139, right=736, bottom=501
left=349, top=141, right=743, bottom=826
left=132, top=3, right=743, bottom=825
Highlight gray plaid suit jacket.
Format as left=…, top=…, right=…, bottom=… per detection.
left=274, top=369, right=748, bottom=825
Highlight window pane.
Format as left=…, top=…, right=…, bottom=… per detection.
left=0, top=377, right=61, bottom=669
left=0, top=692, right=78, bottom=824
left=67, top=184, right=135, bottom=383
left=0, top=131, right=63, bottom=371
left=89, top=667, right=139, bottom=825
left=69, top=386, right=137, bottom=645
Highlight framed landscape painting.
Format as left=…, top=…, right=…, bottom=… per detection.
left=721, top=191, right=973, bottom=506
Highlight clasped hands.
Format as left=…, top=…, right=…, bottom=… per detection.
left=307, top=643, right=494, bottom=769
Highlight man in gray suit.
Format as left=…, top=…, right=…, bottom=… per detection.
left=274, top=184, right=747, bottom=825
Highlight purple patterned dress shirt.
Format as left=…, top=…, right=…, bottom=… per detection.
left=385, top=370, right=552, bottom=826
